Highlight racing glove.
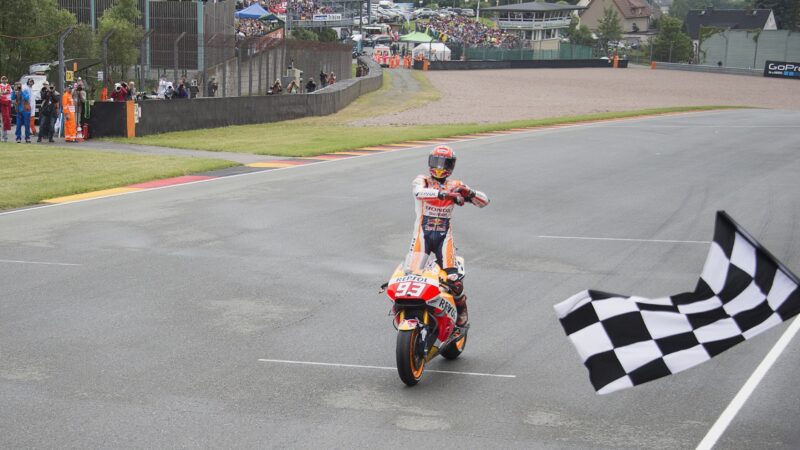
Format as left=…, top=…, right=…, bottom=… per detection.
left=457, top=185, right=476, bottom=202
left=438, top=190, right=464, bottom=206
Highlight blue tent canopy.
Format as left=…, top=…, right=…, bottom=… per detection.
left=235, top=3, right=268, bottom=19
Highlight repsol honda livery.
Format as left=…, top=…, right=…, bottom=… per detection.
left=381, top=252, right=469, bottom=386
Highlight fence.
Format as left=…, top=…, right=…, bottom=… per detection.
left=419, top=58, right=625, bottom=70
left=459, top=42, right=593, bottom=61
left=700, top=30, right=800, bottom=70
left=91, top=56, right=382, bottom=137
left=58, top=0, right=235, bottom=71
left=648, top=62, right=762, bottom=77
left=204, top=37, right=352, bottom=98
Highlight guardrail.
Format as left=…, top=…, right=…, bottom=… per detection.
left=653, top=62, right=762, bottom=77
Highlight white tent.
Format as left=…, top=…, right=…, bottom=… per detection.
left=412, top=42, right=451, bottom=61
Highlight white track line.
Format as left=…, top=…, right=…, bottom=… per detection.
left=257, top=358, right=516, bottom=378
left=0, top=259, right=82, bottom=266
left=695, top=315, right=800, bottom=450
left=538, top=235, right=709, bottom=244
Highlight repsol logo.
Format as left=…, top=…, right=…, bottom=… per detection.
left=768, top=63, right=799, bottom=71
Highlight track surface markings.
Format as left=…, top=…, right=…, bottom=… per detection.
left=0, top=259, right=82, bottom=266
left=258, top=358, right=516, bottom=378
left=696, top=315, right=800, bottom=450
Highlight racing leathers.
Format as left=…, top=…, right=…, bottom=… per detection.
left=409, top=174, right=489, bottom=325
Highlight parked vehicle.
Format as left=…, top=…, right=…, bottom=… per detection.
left=460, top=8, right=475, bottom=17
left=364, top=34, right=392, bottom=47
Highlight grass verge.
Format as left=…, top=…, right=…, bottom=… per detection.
left=0, top=143, right=236, bottom=210
left=120, top=105, right=740, bottom=157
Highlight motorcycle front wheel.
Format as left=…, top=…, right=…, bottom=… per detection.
left=396, top=327, right=426, bottom=386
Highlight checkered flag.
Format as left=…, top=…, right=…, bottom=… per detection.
left=554, top=211, right=800, bottom=394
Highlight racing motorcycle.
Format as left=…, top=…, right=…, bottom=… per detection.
left=381, top=252, right=468, bottom=386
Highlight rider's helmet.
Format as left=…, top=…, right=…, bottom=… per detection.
left=428, top=145, right=456, bottom=180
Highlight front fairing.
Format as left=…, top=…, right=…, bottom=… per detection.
left=386, top=253, right=443, bottom=301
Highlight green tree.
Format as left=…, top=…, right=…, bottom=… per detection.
left=597, top=7, right=623, bottom=56
left=565, top=17, right=595, bottom=46
left=105, top=0, right=141, bottom=23
left=291, top=28, right=318, bottom=40
left=64, top=24, right=96, bottom=60
left=317, top=28, right=339, bottom=42
left=652, top=16, right=693, bottom=62
left=756, top=0, right=799, bottom=30
left=0, top=0, right=77, bottom=80
left=95, top=0, right=144, bottom=82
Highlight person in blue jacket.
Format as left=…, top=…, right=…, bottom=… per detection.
left=10, top=82, right=31, bottom=143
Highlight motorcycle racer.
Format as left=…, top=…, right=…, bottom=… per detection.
left=409, top=145, right=489, bottom=326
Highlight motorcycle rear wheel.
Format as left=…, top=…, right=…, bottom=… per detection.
left=396, top=327, right=426, bottom=386
left=440, top=330, right=468, bottom=360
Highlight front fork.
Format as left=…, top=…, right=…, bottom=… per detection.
left=396, top=308, right=438, bottom=361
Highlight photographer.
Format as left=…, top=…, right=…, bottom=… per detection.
left=10, top=82, right=31, bottom=143
left=110, top=83, right=127, bottom=102
left=72, top=83, right=87, bottom=130
left=176, top=82, right=189, bottom=99
left=37, top=82, right=59, bottom=143
left=207, top=77, right=218, bottom=97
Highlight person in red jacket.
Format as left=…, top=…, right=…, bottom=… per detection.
left=408, top=145, right=490, bottom=326
left=110, top=83, right=128, bottom=102
left=0, top=76, right=11, bottom=142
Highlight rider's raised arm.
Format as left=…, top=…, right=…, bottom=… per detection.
left=412, top=174, right=440, bottom=199
left=470, top=188, right=490, bottom=208
left=458, top=183, right=490, bottom=208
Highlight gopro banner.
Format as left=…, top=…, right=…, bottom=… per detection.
left=764, top=60, right=800, bottom=80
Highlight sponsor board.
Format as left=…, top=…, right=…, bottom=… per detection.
left=313, top=13, right=342, bottom=21
left=764, top=60, right=800, bottom=80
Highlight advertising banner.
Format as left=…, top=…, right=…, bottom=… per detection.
left=763, top=60, right=800, bottom=80
left=313, top=14, right=342, bottom=21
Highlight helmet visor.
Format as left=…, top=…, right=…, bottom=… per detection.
left=428, top=155, right=455, bottom=172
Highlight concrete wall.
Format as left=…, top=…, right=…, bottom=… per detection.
left=418, top=59, right=626, bottom=70
left=91, top=56, right=381, bottom=138
left=652, top=62, right=763, bottom=77
left=701, top=30, right=800, bottom=69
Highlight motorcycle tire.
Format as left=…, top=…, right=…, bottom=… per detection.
left=396, top=327, right=425, bottom=386
left=440, top=331, right=468, bottom=360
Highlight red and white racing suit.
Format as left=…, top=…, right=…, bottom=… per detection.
left=408, top=174, right=489, bottom=271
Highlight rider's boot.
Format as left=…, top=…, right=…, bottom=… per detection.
left=455, top=294, right=468, bottom=327
left=448, top=277, right=469, bottom=327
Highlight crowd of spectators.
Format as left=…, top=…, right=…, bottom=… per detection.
left=235, top=0, right=338, bottom=38
left=236, top=18, right=269, bottom=38
left=287, top=0, right=334, bottom=19
left=0, top=74, right=98, bottom=143
left=424, top=16, right=520, bottom=48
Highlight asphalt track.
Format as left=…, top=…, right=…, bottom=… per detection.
left=1, top=109, right=799, bottom=449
